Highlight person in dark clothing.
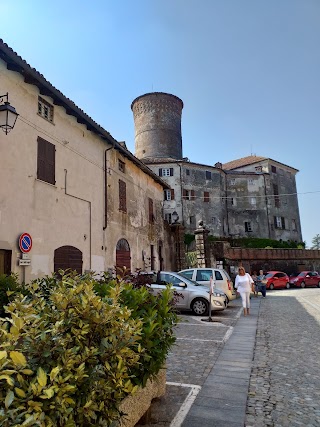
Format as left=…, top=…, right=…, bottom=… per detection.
left=256, top=269, right=267, bottom=297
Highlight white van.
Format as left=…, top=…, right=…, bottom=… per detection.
left=178, top=268, right=237, bottom=303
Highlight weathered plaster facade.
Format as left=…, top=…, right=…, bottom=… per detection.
left=0, top=40, right=174, bottom=281
left=132, top=92, right=303, bottom=243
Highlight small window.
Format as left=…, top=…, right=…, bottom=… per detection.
left=189, top=216, right=195, bottom=225
left=292, top=219, right=297, bottom=231
left=186, top=169, right=190, bottom=176
left=245, top=222, right=252, bottom=232
left=255, top=166, right=262, bottom=172
left=230, top=178, right=236, bottom=186
left=119, top=180, right=127, bottom=212
left=231, top=197, right=236, bottom=206
left=38, top=97, right=54, bottom=122
left=248, top=179, right=254, bottom=185
left=159, top=168, right=173, bottom=177
left=274, top=216, right=285, bottom=229
left=37, top=136, right=56, bottom=185
left=118, top=159, right=125, bottom=173
left=149, top=198, right=154, bottom=223
left=183, top=189, right=195, bottom=200
left=204, top=191, right=210, bottom=202
left=180, top=270, right=193, bottom=279
left=214, top=270, right=223, bottom=280
left=164, top=189, right=175, bottom=201
left=271, top=165, right=277, bottom=173
left=196, top=270, right=212, bottom=281
left=250, top=197, right=256, bottom=206
left=211, top=217, right=217, bottom=225
left=205, top=171, right=212, bottom=180
left=273, top=184, right=280, bottom=208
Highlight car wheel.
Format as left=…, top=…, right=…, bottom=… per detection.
left=300, top=281, right=306, bottom=288
left=269, top=283, right=274, bottom=290
left=191, top=298, right=209, bottom=316
left=226, top=296, right=229, bottom=305
left=286, top=282, right=290, bottom=289
left=318, top=281, right=320, bottom=288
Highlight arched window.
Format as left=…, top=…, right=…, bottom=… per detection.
left=54, top=246, right=83, bottom=274
left=116, top=239, right=131, bottom=272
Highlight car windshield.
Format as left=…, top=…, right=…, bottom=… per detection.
left=298, top=272, right=306, bottom=277
left=265, top=273, right=273, bottom=278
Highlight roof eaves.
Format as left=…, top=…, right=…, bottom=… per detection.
left=0, top=39, right=170, bottom=188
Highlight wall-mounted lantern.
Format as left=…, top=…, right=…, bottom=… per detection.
left=0, top=93, right=19, bottom=135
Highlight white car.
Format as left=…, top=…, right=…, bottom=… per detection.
left=178, top=268, right=237, bottom=303
left=149, top=271, right=226, bottom=315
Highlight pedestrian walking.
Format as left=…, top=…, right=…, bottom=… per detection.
left=235, top=267, right=254, bottom=316
left=256, top=269, right=267, bottom=298
left=251, top=271, right=258, bottom=297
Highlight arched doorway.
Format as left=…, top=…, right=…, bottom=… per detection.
left=54, top=246, right=83, bottom=274
left=116, top=239, right=131, bottom=272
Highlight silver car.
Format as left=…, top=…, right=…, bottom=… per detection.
left=179, top=268, right=237, bottom=304
left=149, top=271, right=226, bottom=315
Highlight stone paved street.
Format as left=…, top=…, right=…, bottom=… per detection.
left=137, top=288, right=320, bottom=427
left=245, top=288, right=320, bottom=427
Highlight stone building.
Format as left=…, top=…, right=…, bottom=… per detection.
left=0, top=40, right=174, bottom=280
left=131, top=92, right=303, bottom=242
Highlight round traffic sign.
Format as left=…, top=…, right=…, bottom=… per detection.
left=19, top=233, right=32, bottom=253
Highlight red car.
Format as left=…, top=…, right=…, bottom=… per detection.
left=290, top=271, right=320, bottom=288
left=265, top=271, right=290, bottom=290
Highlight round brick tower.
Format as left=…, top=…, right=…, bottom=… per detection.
left=131, top=92, right=184, bottom=160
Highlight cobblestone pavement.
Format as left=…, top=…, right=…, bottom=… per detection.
left=137, top=301, right=243, bottom=426
left=245, top=288, right=320, bottom=427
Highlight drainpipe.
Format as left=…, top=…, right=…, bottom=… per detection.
left=223, top=171, right=230, bottom=236
left=263, top=173, right=271, bottom=238
left=103, top=142, right=116, bottom=230
left=64, top=169, right=92, bottom=269
left=178, top=163, right=184, bottom=225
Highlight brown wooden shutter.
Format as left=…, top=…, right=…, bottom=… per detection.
left=170, top=168, right=174, bottom=176
left=183, top=189, right=187, bottom=199
left=37, top=137, right=55, bottom=185
left=119, top=180, right=127, bottom=212
left=149, top=198, right=154, bottom=223
left=191, top=190, right=195, bottom=200
left=46, top=140, right=56, bottom=185
left=204, top=191, right=209, bottom=202
left=274, top=217, right=277, bottom=228
left=171, top=189, right=175, bottom=200
left=281, top=217, right=285, bottom=229
left=37, top=137, right=46, bottom=181
left=159, top=168, right=163, bottom=177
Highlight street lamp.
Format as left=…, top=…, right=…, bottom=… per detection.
left=0, top=93, right=19, bottom=135
left=172, top=211, right=179, bottom=224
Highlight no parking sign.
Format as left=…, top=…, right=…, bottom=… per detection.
left=19, top=233, right=32, bottom=253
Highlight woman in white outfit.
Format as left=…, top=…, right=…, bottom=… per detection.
left=235, top=267, right=254, bottom=316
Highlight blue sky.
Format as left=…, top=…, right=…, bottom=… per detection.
left=2, top=0, right=320, bottom=246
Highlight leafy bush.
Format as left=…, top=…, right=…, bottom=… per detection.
left=0, top=272, right=177, bottom=426
left=208, top=236, right=305, bottom=249
left=0, top=274, right=20, bottom=317
left=94, top=271, right=178, bottom=387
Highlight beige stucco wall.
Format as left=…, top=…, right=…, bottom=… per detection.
left=104, top=150, right=174, bottom=272
left=0, top=59, right=173, bottom=281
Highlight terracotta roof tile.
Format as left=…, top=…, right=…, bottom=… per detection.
left=222, top=156, right=267, bottom=170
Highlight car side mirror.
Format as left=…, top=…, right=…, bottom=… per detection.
left=179, top=282, right=187, bottom=288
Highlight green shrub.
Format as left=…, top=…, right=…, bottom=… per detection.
left=94, top=272, right=178, bottom=387
left=0, top=274, right=20, bottom=317
left=0, top=273, right=143, bottom=426
left=0, top=271, right=177, bottom=426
